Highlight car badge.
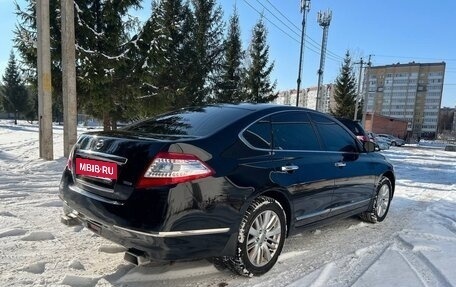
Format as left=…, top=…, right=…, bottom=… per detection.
left=95, top=139, right=104, bottom=150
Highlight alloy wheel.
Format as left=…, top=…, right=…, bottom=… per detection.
left=376, top=184, right=390, bottom=218
left=246, top=210, right=282, bottom=267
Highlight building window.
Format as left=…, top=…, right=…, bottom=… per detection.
left=428, top=71, right=443, bottom=77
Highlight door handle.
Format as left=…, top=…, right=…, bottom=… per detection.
left=334, top=162, right=346, bottom=168
left=281, top=165, right=299, bottom=172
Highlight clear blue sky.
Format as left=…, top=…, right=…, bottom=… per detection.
left=1, top=0, right=455, bottom=107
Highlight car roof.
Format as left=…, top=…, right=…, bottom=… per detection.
left=123, top=103, right=316, bottom=138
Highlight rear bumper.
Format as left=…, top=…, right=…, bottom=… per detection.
left=61, top=203, right=237, bottom=261
left=59, top=170, right=244, bottom=261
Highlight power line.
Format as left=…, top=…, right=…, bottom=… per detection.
left=241, top=0, right=342, bottom=62
left=306, top=35, right=342, bottom=60
left=241, top=1, right=299, bottom=43
left=254, top=0, right=301, bottom=38
left=262, top=0, right=343, bottom=61
left=265, top=0, right=301, bottom=31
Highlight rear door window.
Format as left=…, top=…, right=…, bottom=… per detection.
left=309, top=113, right=359, bottom=152
left=271, top=112, right=320, bottom=151
left=243, top=120, right=272, bottom=150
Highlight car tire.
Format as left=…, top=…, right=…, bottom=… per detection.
left=360, top=176, right=392, bottom=223
left=226, top=196, right=286, bottom=277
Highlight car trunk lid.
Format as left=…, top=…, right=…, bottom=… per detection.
left=69, top=131, right=169, bottom=201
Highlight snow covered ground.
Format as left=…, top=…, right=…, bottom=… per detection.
left=0, top=120, right=455, bottom=287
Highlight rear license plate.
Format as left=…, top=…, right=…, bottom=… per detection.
left=75, top=158, right=118, bottom=180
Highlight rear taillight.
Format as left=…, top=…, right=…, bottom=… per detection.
left=136, top=152, right=214, bottom=188
left=66, top=147, right=75, bottom=172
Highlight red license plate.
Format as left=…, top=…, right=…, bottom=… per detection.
left=75, top=158, right=118, bottom=180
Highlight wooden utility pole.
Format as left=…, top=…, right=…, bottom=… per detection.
left=37, top=0, right=53, bottom=160
left=61, top=0, right=78, bottom=157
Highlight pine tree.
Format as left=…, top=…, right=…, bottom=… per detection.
left=189, top=0, right=224, bottom=105
left=331, top=51, right=360, bottom=119
left=244, top=18, right=277, bottom=103
left=1, top=51, right=29, bottom=124
left=214, top=9, right=244, bottom=103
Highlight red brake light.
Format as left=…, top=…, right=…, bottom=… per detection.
left=136, top=152, right=214, bottom=188
left=66, top=147, right=75, bottom=172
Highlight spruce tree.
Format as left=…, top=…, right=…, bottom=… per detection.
left=214, top=9, right=244, bottom=103
left=331, top=51, right=360, bottom=119
left=75, top=0, right=141, bottom=130
left=14, top=0, right=63, bottom=122
left=137, top=0, right=194, bottom=112
left=189, top=0, right=224, bottom=105
left=244, top=18, right=277, bottom=103
left=1, top=51, right=29, bottom=124
left=15, top=0, right=142, bottom=129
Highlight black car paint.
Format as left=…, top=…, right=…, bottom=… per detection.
left=59, top=104, right=394, bottom=261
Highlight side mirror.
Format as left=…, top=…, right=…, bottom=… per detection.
left=363, top=141, right=376, bottom=152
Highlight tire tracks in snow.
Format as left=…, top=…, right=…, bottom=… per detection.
left=395, top=235, right=452, bottom=287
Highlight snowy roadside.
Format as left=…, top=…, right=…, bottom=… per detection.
left=0, top=120, right=455, bottom=287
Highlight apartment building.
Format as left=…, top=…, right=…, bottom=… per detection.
left=275, top=89, right=300, bottom=106
left=275, top=84, right=335, bottom=113
left=366, top=62, right=445, bottom=139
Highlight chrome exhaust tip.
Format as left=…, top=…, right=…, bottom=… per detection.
left=124, top=249, right=151, bottom=266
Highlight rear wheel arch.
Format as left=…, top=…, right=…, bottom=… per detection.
left=382, top=171, right=395, bottom=196
left=361, top=175, right=393, bottom=223
left=261, top=190, right=292, bottom=237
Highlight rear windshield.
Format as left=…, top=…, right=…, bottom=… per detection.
left=123, top=106, right=252, bottom=137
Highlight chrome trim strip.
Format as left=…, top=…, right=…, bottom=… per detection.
left=76, top=178, right=114, bottom=193
left=296, top=209, right=330, bottom=221
left=330, top=199, right=371, bottom=212
left=237, top=110, right=362, bottom=154
left=76, top=150, right=128, bottom=165
left=113, top=225, right=230, bottom=238
left=69, top=184, right=123, bottom=206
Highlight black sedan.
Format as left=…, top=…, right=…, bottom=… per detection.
left=59, top=104, right=395, bottom=276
